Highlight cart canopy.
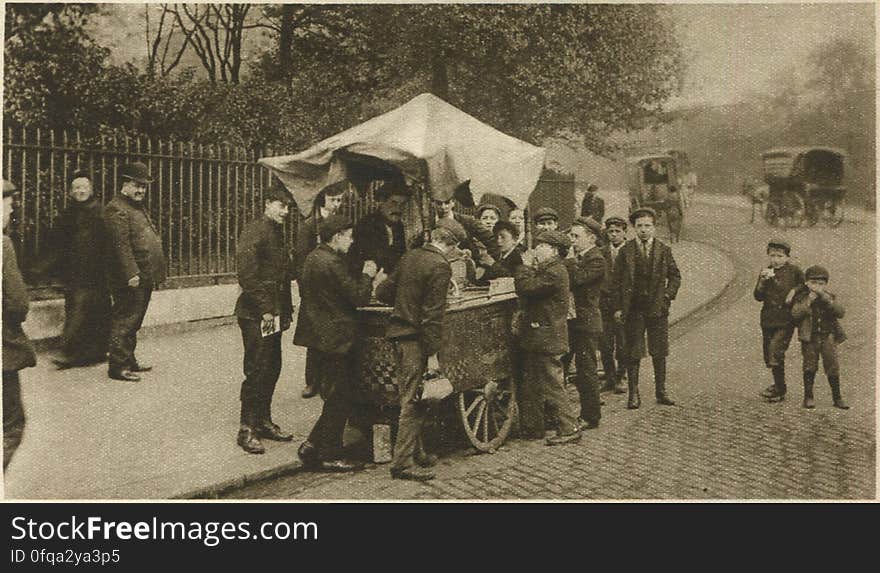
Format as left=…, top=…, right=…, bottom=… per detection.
left=761, top=147, right=846, bottom=183
left=258, top=93, right=546, bottom=216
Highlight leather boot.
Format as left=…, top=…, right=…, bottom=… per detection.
left=627, top=362, right=641, bottom=409
left=802, top=371, right=816, bottom=409
left=829, top=376, right=849, bottom=409
left=653, top=356, right=675, bottom=406
left=237, top=404, right=265, bottom=454
left=766, top=364, right=787, bottom=402
left=255, top=401, right=293, bottom=441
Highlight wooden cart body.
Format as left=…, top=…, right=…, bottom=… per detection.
left=355, top=290, right=520, bottom=450
left=760, top=146, right=847, bottom=227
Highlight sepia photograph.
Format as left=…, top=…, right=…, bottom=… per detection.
left=1, top=1, right=876, bottom=505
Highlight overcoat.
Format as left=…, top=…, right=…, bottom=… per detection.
left=103, top=195, right=166, bottom=288
left=565, top=246, right=606, bottom=334
left=2, top=235, right=36, bottom=371
left=514, top=257, right=570, bottom=355
left=293, top=244, right=372, bottom=354
left=790, top=287, right=847, bottom=343
left=351, top=211, right=406, bottom=274
left=753, top=263, right=804, bottom=328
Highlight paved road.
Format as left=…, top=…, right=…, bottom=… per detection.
left=223, top=203, right=875, bottom=500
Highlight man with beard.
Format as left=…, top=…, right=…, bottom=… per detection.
left=104, top=162, right=165, bottom=382
left=33, top=171, right=111, bottom=369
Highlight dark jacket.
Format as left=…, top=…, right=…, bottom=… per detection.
left=600, top=242, right=625, bottom=311
left=34, top=197, right=109, bottom=287
left=580, top=193, right=606, bottom=222
left=612, top=238, right=681, bottom=318
left=790, top=287, right=847, bottom=343
left=293, top=210, right=323, bottom=279
left=234, top=216, right=294, bottom=330
left=103, top=195, right=166, bottom=288
left=514, top=257, right=570, bottom=354
left=351, top=210, right=407, bottom=274
left=3, top=235, right=36, bottom=372
left=452, top=212, right=501, bottom=261
left=375, top=244, right=451, bottom=356
left=293, top=244, right=372, bottom=354
left=753, top=263, right=804, bottom=328
left=565, top=246, right=606, bottom=333
left=481, top=248, right=523, bottom=282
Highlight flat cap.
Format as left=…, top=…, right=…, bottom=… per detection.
left=434, top=217, right=468, bottom=243
left=629, top=206, right=657, bottom=224
left=475, top=203, right=501, bottom=219
left=492, top=220, right=520, bottom=239
left=767, top=237, right=791, bottom=255
left=604, top=216, right=628, bottom=229
left=319, top=214, right=354, bottom=243
left=804, top=265, right=829, bottom=280
left=571, top=216, right=603, bottom=238
left=265, top=180, right=294, bottom=204
left=532, top=207, right=559, bottom=223
left=3, top=179, right=19, bottom=197
left=534, top=229, right=571, bottom=249
left=120, top=162, right=153, bottom=184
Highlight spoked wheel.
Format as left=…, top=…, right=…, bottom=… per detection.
left=781, top=191, right=805, bottom=227
left=457, top=378, right=518, bottom=452
left=826, top=198, right=845, bottom=228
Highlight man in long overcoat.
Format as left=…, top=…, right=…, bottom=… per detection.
left=234, top=181, right=296, bottom=454
left=3, top=180, right=36, bottom=470
left=104, top=162, right=165, bottom=382
left=294, top=214, right=377, bottom=471
left=612, top=207, right=681, bottom=409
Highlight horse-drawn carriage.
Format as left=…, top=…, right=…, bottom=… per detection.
left=259, top=93, right=546, bottom=453
left=760, top=146, right=846, bottom=228
left=625, top=154, right=686, bottom=239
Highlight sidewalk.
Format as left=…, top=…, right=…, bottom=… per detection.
left=2, top=240, right=735, bottom=500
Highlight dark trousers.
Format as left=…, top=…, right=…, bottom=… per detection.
left=391, top=339, right=428, bottom=471
left=519, top=352, right=578, bottom=437
left=238, top=317, right=282, bottom=426
left=307, top=348, right=356, bottom=460
left=109, top=286, right=152, bottom=371
left=570, top=328, right=602, bottom=424
left=304, top=347, right=319, bottom=392
left=3, top=371, right=26, bottom=470
left=801, top=334, right=840, bottom=377
left=623, top=309, right=669, bottom=360
left=599, top=307, right=626, bottom=383
left=62, top=286, right=111, bottom=363
left=762, top=326, right=794, bottom=368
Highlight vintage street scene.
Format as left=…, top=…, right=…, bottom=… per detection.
left=1, top=3, right=875, bottom=501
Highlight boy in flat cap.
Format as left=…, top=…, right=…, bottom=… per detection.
left=295, top=214, right=379, bottom=470
left=532, top=207, right=559, bottom=232
left=753, top=238, right=803, bottom=402
left=790, top=266, right=848, bottom=409
left=599, top=216, right=629, bottom=394
left=296, top=183, right=347, bottom=399
left=3, top=180, right=36, bottom=470
left=104, top=162, right=165, bottom=382
left=515, top=229, right=581, bottom=445
left=565, top=217, right=607, bottom=429
left=234, top=180, right=296, bottom=454
left=612, top=207, right=681, bottom=409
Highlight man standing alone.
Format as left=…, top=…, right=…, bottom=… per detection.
left=235, top=182, right=296, bottom=454
left=104, top=162, right=165, bottom=382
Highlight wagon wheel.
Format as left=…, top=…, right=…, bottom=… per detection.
left=804, top=200, right=820, bottom=227
left=826, top=198, right=845, bottom=228
left=457, top=377, right=518, bottom=452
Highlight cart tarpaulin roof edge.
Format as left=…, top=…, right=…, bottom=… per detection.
left=257, top=93, right=547, bottom=217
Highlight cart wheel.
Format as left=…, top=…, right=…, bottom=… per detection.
left=804, top=202, right=820, bottom=227
left=782, top=191, right=805, bottom=227
left=827, top=198, right=845, bottom=228
left=457, top=377, right=518, bottom=452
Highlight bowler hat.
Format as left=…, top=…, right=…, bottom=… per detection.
left=120, top=162, right=153, bottom=184
left=629, top=206, right=658, bottom=224
left=319, top=214, right=354, bottom=243
left=532, top=207, right=559, bottom=223
left=265, top=180, right=293, bottom=205
left=570, top=216, right=603, bottom=238
left=604, top=216, right=628, bottom=230
left=804, top=265, right=829, bottom=281
left=534, top=229, right=571, bottom=249
left=767, top=237, right=791, bottom=255
left=3, top=179, right=19, bottom=198
left=434, top=217, right=468, bottom=243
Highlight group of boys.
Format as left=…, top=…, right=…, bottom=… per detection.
left=754, top=238, right=848, bottom=409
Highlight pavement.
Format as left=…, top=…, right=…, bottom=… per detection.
left=2, top=234, right=735, bottom=500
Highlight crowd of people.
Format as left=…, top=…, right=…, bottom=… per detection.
left=1, top=173, right=848, bottom=484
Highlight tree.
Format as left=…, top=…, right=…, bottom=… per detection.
left=144, top=4, right=191, bottom=79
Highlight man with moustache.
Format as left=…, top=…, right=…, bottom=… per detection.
left=351, top=182, right=411, bottom=274
left=104, top=162, right=165, bottom=382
